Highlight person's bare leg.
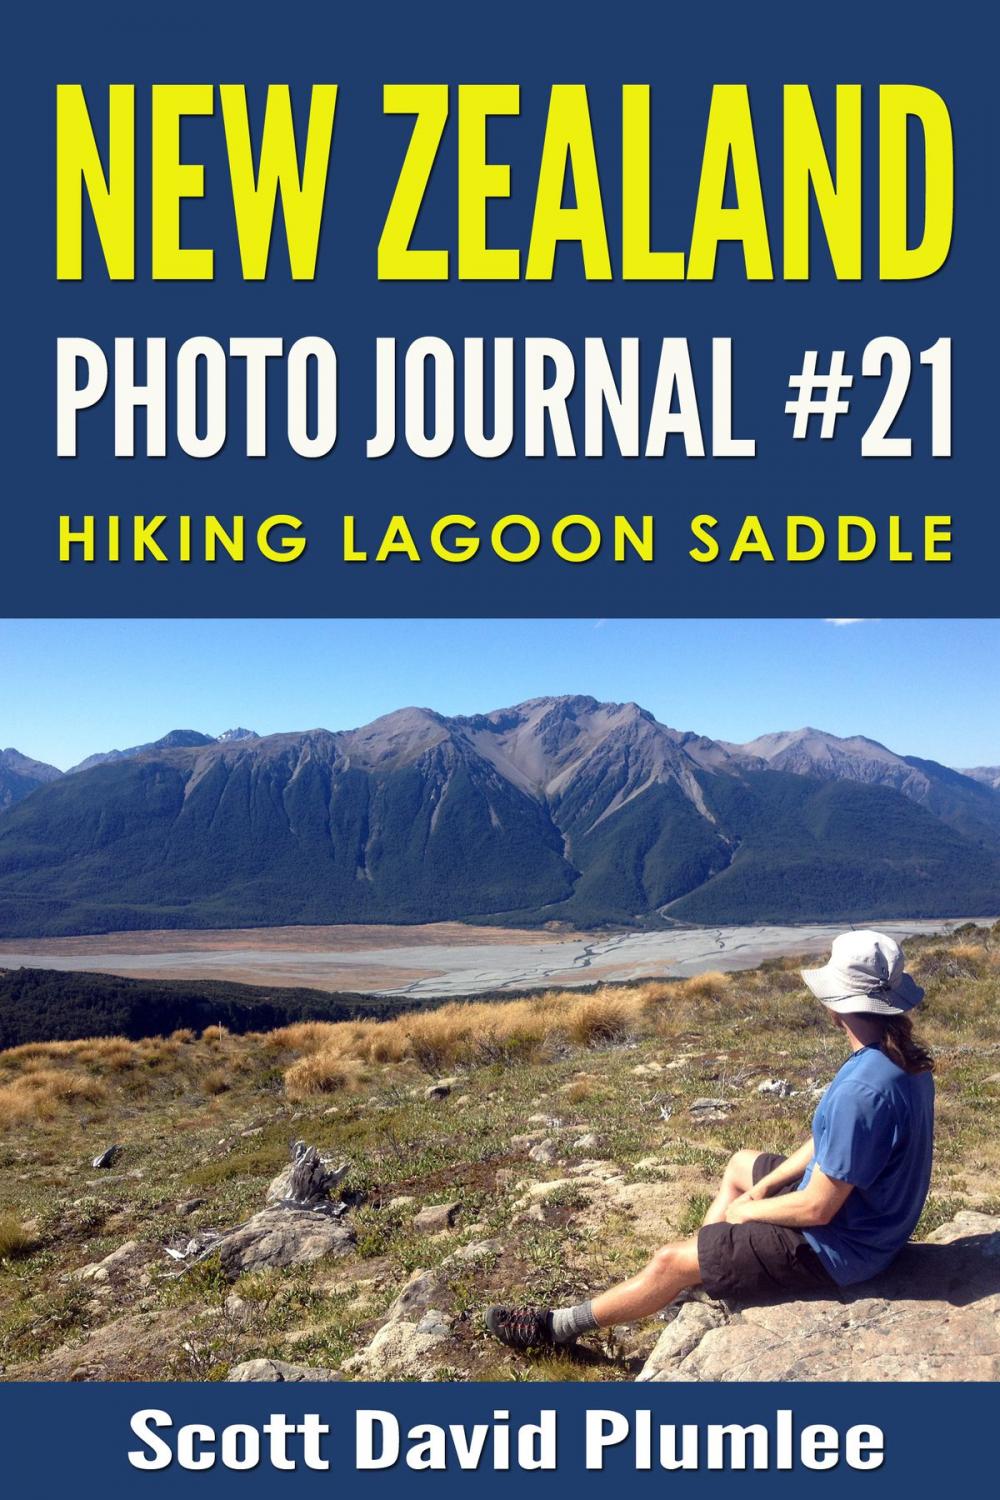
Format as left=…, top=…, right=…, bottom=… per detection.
left=485, top=1237, right=704, bottom=1348
left=590, top=1237, right=702, bottom=1326
left=701, top=1148, right=761, bottom=1226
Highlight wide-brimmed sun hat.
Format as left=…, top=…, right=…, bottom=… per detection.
left=801, top=930, right=925, bottom=1015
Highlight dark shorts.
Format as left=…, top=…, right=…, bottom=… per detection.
left=697, top=1153, right=835, bottom=1302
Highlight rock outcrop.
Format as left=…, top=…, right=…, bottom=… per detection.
left=212, top=1140, right=356, bottom=1277
left=411, top=1201, right=462, bottom=1234
left=227, top=1358, right=343, bottom=1382
left=638, top=1213, right=1000, bottom=1382
left=218, top=1207, right=355, bottom=1277
left=72, top=1240, right=147, bottom=1283
left=343, top=1312, right=453, bottom=1379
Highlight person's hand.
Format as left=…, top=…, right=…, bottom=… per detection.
left=725, top=1192, right=756, bottom=1224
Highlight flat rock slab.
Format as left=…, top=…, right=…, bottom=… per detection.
left=72, top=1240, right=147, bottom=1283
left=523, top=1165, right=704, bottom=1246
left=412, top=1201, right=462, bottom=1234
left=218, top=1208, right=356, bottom=1278
left=227, top=1358, right=343, bottom=1382
left=16, top=1308, right=196, bottom=1382
left=638, top=1213, right=1000, bottom=1382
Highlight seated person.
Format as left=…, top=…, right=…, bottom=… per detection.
left=485, top=931, right=935, bottom=1349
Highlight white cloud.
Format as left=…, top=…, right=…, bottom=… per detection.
left=824, top=618, right=870, bottom=626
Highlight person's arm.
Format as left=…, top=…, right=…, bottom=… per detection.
left=726, top=1163, right=853, bottom=1228
left=746, top=1137, right=815, bottom=1198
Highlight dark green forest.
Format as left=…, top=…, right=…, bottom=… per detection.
left=0, top=968, right=429, bottom=1049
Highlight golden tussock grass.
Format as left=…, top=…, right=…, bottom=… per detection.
left=0, top=1035, right=168, bottom=1070
left=271, top=931, right=1000, bottom=1098
left=562, top=991, right=634, bottom=1046
left=0, top=1213, right=37, bottom=1261
left=284, top=1054, right=366, bottom=1101
left=277, top=984, right=682, bottom=1095
left=262, top=1020, right=342, bottom=1054
left=202, top=1067, right=232, bottom=1095
left=79, top=1039, right=142, bottom=1071
left=200, top=1024, right=232, bottom=1046
left=0, top=1029, right=250, bottom=1127
left=0, top=1066, right=107, bottom=1125
left=676, top=970, right=733, bottom=1002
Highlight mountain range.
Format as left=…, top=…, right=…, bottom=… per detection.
left=67, top=726, right=258, bottom=775
left=2, top=728, right=259, bottom=793
left=0, top=697, right=997, bottom=936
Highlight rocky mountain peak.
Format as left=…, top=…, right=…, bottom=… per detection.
left=69, top=729, right=216, bottom=774
left=450, top=695, right=672, bottom=800
left=340, top=707, right=451, bottom=770
left=0, top=748, right=62, bottom=781
left=152, top=730, right=218, bottom=751
left=0, top=748, right=64, bottom=814
left=738, top=726, right=902, bottom=764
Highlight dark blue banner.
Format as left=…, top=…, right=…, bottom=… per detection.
left=1, top=0, right=995, bottom=616
left=0, top=1381, right=992, bottom=1491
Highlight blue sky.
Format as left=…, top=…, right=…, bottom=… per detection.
left=1, top=618, right=996, bottom=771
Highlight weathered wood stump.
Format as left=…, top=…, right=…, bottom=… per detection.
left=266, top=1140, right=350, bottom=1211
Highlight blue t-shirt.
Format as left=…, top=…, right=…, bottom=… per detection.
left=798, top=1045, right=934, bottom=1286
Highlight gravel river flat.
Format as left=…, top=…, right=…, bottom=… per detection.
left=0, top=918, right=988, bottom=999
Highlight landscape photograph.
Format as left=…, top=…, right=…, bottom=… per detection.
left=0, top=617, right=998, bottom=1383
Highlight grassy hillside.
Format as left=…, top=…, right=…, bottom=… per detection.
left=667, top=774, right=1000, bottom=924
left=1, top=924, right=998, bottom=1382
left=0, top=749, right=576, bottom=936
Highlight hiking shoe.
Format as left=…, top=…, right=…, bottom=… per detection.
left=484, top=1304, right=555, bottom=1350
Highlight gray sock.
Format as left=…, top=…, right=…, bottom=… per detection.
left=550, top=1300, right=599, bottom=1344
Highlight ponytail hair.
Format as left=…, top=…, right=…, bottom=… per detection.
left=874, top=1014, right=934, bottom=1075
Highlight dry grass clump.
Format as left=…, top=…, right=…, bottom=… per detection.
left=0, top=1067, right=107, bottom=1125
left=263, top=1020, right=344, bottom=1055
left=76, top=1038, right=142, bottom=1071
left=0, top=1041, right=62, bottom=1064
left=677, top=970, right=732, bottom=1002
left=0, top=1213, right=37, bottom=1262
left=912, top=942, right=993, bottom=986
left=201, top=1024, right=231, bottom=1046
left=901, top=930, right=1000, bottom=1044
left=0, top=1034, right=182, bottom=1073
left=562, top=991, right=634, bottom=1046
left=404, top=999, right=549, bottom=1072
left=284, top=1054, right=365, bottom=1101
left=632, top=980, right=679, bottom=1012
left=0, top=1028, right=254, bottom=1127
left=202, top=1067, right=232, bottom=1096
left=751, top=962, right=808, bottom=994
